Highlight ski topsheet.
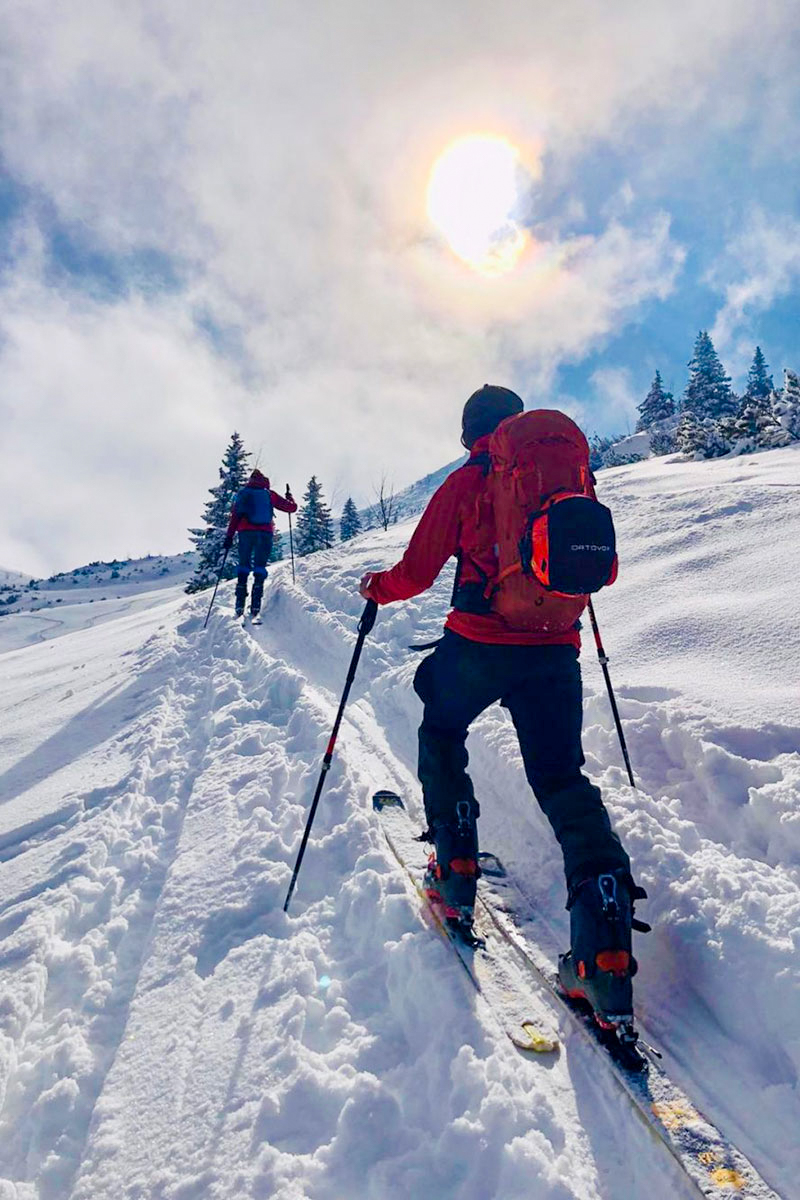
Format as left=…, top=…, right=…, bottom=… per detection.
left=373, top=791, right=558, bottom=1056
left=374, top=790, right=780, bottom=1200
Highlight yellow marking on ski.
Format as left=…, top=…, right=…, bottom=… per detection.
left=652, top=1101, right=697, bottom=1130
left=699, top=1151, right=720, bottom=1166
left=510, top=1021, right=558, bottom=1054
left=710, top=1168, right=746, bottom=1190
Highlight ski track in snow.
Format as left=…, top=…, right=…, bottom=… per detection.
left=0, top=447, right=798, bottom=1199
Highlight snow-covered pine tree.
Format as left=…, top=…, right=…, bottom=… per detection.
left=675, top=411, right=728, bottom=459
left=773, top=368, right=800, bottom=441
left=270, top=530, right=284, bottom=562
left=743, top=346, right=774, bottom=405
left=719, top=348, right=787, bottom=450
left=340, top=497, right=362, bottom=541
left=186, top=432, right=251, bottom=593
left=650, top=426, right=677, bottom=456
left=295, top=476, right=334, bottom=556
left=718, top=401, right=786, bottom=451
left=681, top=331, right=737, bottom=419
left=635, top=370, right=675, bottom=431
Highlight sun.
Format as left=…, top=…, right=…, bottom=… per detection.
left=426, top=134, right=530, bottom=276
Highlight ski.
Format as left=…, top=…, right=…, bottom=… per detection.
left=476, top=872, right=780, bottom=1199
left=374, top=789, right=779, bottom=1200
left=373, top=791, right=558, bottom=1057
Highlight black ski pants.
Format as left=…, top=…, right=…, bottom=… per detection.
left=413, top=631, right=630, bottom=890
left=236, top=530, right=273, bottom=608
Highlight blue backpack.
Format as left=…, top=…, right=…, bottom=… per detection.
left=237, top=486, right=274, bottom=526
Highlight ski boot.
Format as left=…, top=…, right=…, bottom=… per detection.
left=558, top=870, right=648, bottom=1033
left=234, top=575, right=248, bottom=619
left=423, top=801, right=482, bottom=945
left=250, top=573, right=265, bottom=622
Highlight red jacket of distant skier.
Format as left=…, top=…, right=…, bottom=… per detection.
left=362, top=438, right=581, bottom=647
left=226, top=470, right=298, bottom=538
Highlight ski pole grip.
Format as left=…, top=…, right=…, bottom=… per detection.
left=359, top=598, right=378, bottom=635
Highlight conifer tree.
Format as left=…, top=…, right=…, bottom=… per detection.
left=675, top=411, right=728, bottom=459
left=774, top=368, right=800, bottom=441
left=719, top=348, right=788, bottom=450
left=340, top=497, right=362, bottom=542
left=718, top=400, right=784, bottom=450
left=650, top=427, right=677, bottom=456
left=682, top=331, right=737, bottom=419
left=295, top=476, right=334, bottom=556
left=635, top=370, right=675, bottom=431
left=186, top=432, right=251, bottom=592
left=743, top=346, right=774, bottom=404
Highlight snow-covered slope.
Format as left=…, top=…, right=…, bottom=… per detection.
left=0, top=552, right=197, bottom=653
left=0, top=568, right=28, bottom=588
left=0, top=446, right=797, bottom=1199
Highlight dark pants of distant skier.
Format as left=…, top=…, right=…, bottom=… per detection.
left=236, top=530, right=273, bottom=613
left=413, top=631, right=630, bottom=890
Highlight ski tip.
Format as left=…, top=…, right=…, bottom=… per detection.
left=512, top=1021, right=559, bottom=1055
left=372, top=790, right=405, bottom=812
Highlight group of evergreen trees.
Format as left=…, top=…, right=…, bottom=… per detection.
left=186, top=434, right=367, bottom=592
left=632, top=333, right=800, bottom=460
left=292, top=480, right=366, bottom=551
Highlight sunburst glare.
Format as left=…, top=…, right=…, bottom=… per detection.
left=426, top=135, right=531, bottom=276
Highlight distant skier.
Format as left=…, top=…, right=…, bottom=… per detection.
left=224, top=470, right=297, bottom=619
left=359, top=385, right=646, bottom=1028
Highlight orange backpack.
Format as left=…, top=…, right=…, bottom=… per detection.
left=457, top=410, right=617, bottom=633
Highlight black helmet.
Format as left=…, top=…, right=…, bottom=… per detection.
left=461, top=384, right=524, bottom=449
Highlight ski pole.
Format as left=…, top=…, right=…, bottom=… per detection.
left=283, top=598, right=378, bottom=912
left=203, top=547, right=230, bottom=629
left=587, top=598, right=636, bottom=788
left=286, top=484, right=296, bottom=584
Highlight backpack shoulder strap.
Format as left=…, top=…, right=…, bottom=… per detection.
left=466, top=451, right=491, bottom=476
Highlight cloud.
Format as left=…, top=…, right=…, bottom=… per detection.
left=0, top=1, right=797, bottom=571
left=709, top=210, right=800, bottom=371
left=588, top=367, right=640, bottom=432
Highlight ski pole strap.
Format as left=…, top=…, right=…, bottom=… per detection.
left=406, top=638, right=443, bottom=652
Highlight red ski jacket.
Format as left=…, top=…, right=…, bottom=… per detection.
left=362, top=438, right=581, bottom=648
left=226, top=470, right=297, bottom=538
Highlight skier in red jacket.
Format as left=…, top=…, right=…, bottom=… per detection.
left=360, top=386, right=643, bottom=1029
left=224, top=470, right=297, bottom=618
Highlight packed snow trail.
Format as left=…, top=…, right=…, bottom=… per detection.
left=0, top=446, right=797, bottom=1198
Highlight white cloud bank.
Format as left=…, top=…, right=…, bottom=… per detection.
left=0, top=0, right=797, bottom=571
left=709, top=209, right=800, bottom=377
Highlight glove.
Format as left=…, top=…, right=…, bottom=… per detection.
left=223, top=535, right=234, bottom=552
left=359, top=571, right=376, bottom=600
